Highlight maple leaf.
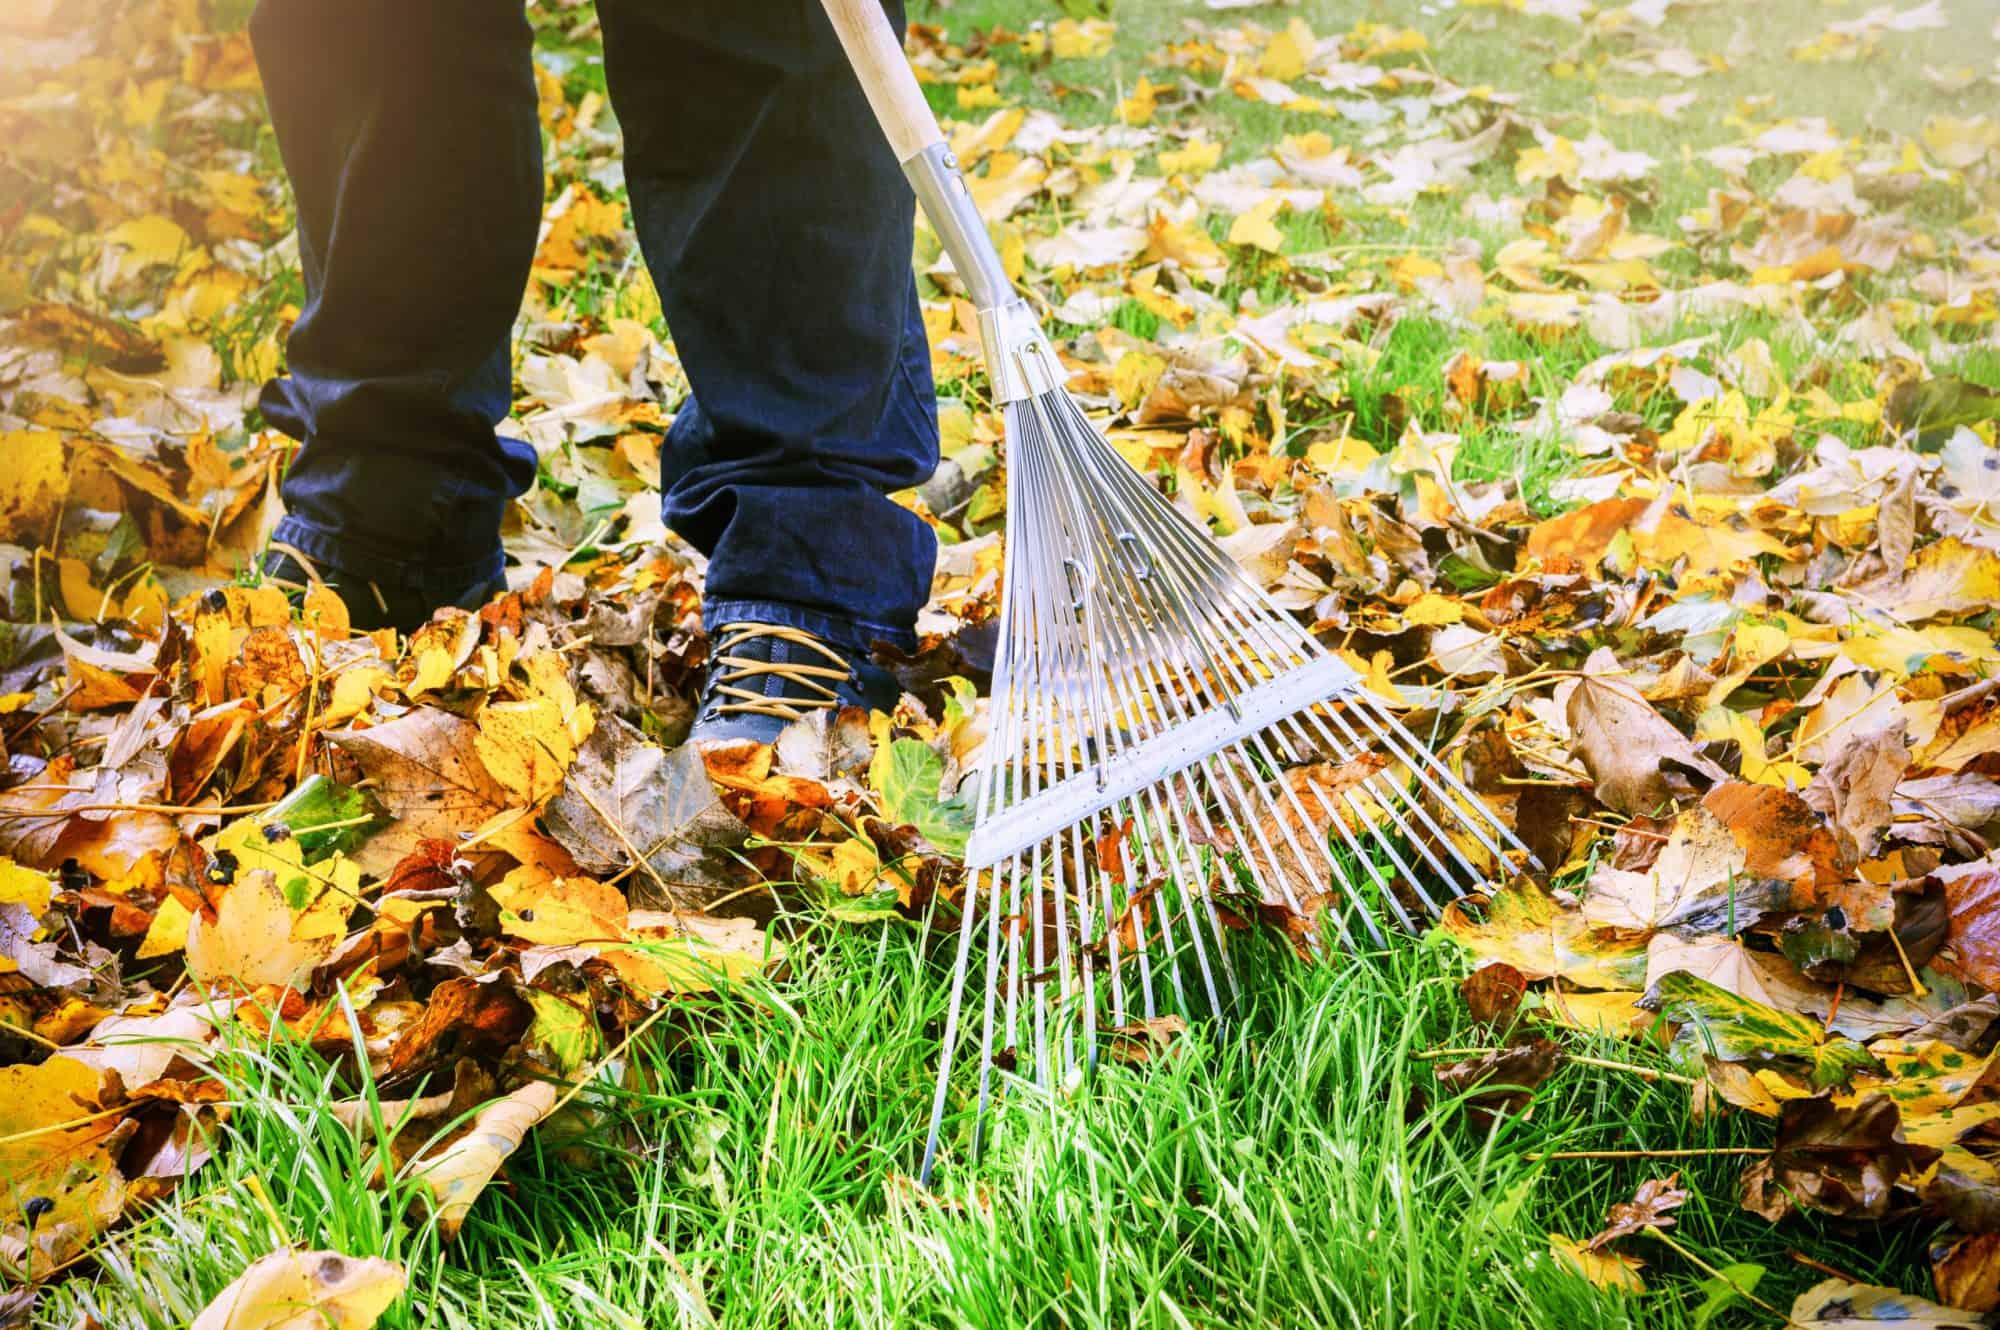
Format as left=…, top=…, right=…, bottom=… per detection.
left=328, top=709, right=515, bottom=874
left=1740, top=1095, right=1938, bottom=1223
left=542, top=720, right=750, bottom=902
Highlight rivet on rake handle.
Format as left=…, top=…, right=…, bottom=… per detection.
left=815, top=0, right=1530, bottom=1186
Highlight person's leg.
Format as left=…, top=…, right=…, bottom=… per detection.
left=249, top=0, right=542, bottom=628
left=595, top=0, right=939, bottom=661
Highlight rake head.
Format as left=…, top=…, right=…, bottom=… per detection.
left=915, top=372, right=1532, bottom=1179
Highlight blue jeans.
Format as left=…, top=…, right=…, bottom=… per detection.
left=249, top=0, right=939, bottom=651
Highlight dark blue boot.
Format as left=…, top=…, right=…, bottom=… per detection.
left=688, top=621, right=898, bottom=746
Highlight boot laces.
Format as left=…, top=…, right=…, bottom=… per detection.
left=709, top=622, right=853, bottom=721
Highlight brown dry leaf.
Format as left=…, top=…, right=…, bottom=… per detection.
left=542, top=720, right=749, bottom=899
left=1566, top=647, right=1725, bottom=816
left=384, top=978, right=533, bottom=1081
left=1434, top=1036, right=1561, bottom=1128
left=1461, top=962, right=1528, bottom=1030
left=190, top=1249, right=405, bottom=1330
left=1586, top=1173, right=1689, bottom=1250
left=329, top=709, right=514, bottom=873
left=1932, top=1232, right=2000, bottom=1314
left=1581, top=801, right=1761, bottom=933
left=1937, top=857, right=2000, bottom=990
left=1103, top=1014, right=1188, bottom=1065
left=1739, top=1094, right=1939, bottom=1223
left=1806, top=722, right=1912, bottom=866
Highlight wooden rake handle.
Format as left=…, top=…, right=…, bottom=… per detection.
left=818, top=0, right=944, bottom=162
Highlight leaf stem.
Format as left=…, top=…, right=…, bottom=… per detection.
left=1526, top=1147, right=1766, bottom=1161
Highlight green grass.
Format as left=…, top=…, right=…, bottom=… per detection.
left=43, top=919, right=1939, bottom=1329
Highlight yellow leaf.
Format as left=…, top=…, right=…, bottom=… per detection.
left=955, top=84, right=1001, bottom=110
left=1111, top=351, right=1168, bottom=412
left=0, top=858, right=52, bottom=916
left=490, top=868, right=629, bottom=947
left=1841, top=624, right=2000, bottom=677
left=1304, top=436, right=1381, bottom=476
left=407, top=647, right=456, bottom=698
left=602, top=911, right=780, bottom=997
left=102, top=214, right=195, bottom=276
left=1259, top=17, right=1316, bottom=81
left=192, top=1249, right=405, bottom=1330
left=1516, top=137, right=1580, bottom=186
left=1049, top=17, right=1115, bottom=59
left=1116, top=75, right=1157, bottom=126
left=1540, top=990, right=1654, bottom=1040
left=1159, top=139, right=1222, bottom=175
left=795, top=836, right=889, bottom=897
left=0, top=1055, right=124, bottom=1280
left=186, top=869, right=342, bottom=991
left=1227, top=197, right=1287, bottom=254
left=1549, top=1232, right=1645, bottom=1293
left=57, top=557, right=104, bottom=623
left=0, top=430, right=65, bottom=542
left=137, top=896, right=194, bottom=960
left=475, top=696, right=584, bottom=804
left=1403, top=594, right=1463, bottom=627
left=1145, top=216, right=1228, bottom=284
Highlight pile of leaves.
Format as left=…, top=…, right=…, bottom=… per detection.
left=5, top=0, right=2000, bottom=1321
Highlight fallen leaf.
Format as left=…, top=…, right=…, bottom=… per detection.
left=191, top=1249, right=405, bottom=1330
left=407, top=1080, right=558, bottom=1239
left=1789, top=1276, right=1984, bottom=1328
left=1567, top=647, right=1726, bottom=816
left=329, top=710, right=513, bottom=873
left=542, top=721, right=749, bottom=901
left=1587, top=1173, right=1689, bottom=1250
left=1739, top=1094, right=1938, bottom=1222
left=1549, top=1231, right=1645, bottom=1293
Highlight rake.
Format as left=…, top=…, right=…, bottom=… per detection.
left=818, top=0, right=1529, bottom=1181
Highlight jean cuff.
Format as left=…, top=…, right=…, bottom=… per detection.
left=701, top=598, right=919, bottom=656
left=270, top=514, right=506, bottom=591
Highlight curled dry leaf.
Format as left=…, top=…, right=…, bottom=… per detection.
left=1565, top=646, right=1726, bottom=817
left=1937, top=856, right=2000, bottom=990
left=1586, top=1172, right=1689, bottom=1250
left=1103, top=1014, right=1188, bottom=1065
left=1435, top=1036, right=1562, bottom=1128
left=406, top=1080, right=558, bottom=1239
left=1932, top=1232, right=2000, bottom=1314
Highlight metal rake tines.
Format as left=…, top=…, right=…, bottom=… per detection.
left=917, top=391, right=1530, bottom=1182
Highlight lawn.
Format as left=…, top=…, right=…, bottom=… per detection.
left=7, top=0, right=2000, bottom=1327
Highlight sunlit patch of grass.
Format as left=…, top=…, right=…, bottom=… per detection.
left=47, top=918, right=1939, bottom=1329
